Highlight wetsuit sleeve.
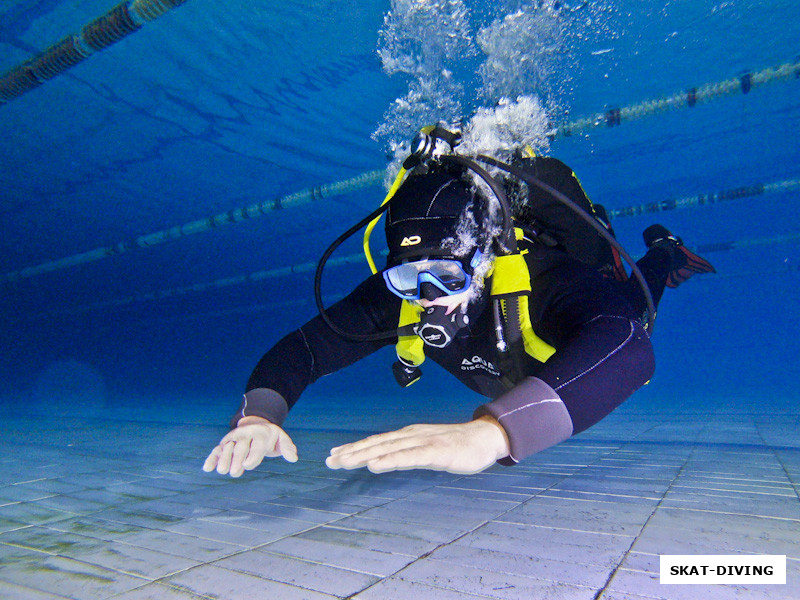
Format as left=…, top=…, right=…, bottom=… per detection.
left=475, top=258, right=655, bottom=464
left=230, top=273, right=401, bottom=428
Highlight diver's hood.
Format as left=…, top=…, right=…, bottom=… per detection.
left=314, top=127, right=656, bottom=352
left=384, top=166, right=490, bottom=266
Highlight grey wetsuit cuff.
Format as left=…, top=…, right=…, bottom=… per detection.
left=229, top=388, right=289, bottom=429
left=474, top=377, right=573, bottom=465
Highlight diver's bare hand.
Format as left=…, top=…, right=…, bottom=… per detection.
left=203, top=416, right=298, bottom=477
left=325, top=416, right=509, bottom=475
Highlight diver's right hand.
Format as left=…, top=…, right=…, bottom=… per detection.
left=202, top=416, right=298, bottom=478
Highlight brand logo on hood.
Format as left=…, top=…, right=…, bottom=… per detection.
left=400, top=235, right=422, bottom=247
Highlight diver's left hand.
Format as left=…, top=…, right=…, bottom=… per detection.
left=325, top=416, right=510, bottom=475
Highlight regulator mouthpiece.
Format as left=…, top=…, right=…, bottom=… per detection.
left=415, top=304, right=469, bottom=348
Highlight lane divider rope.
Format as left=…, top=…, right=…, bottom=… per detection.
left=1, top=58, right=797, bottom=283
left=608, top=178, right=800, bottom=219
left=0, top=0, right=190, bottom=105
left=0, top=170, right=383, bottom=284
left=553, top=59, right=800, bottom=138
left=15, top=229, right=800, bottom=320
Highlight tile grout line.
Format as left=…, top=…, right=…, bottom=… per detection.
left=2, top=460, right=431, bottom=597
left=754, top=414, right=800, bottom=521
left=589, top=440, right=699, bottom=600
left=4, top=415, right=797, bottom=599
left=341, top=443, right=631, bottom=599
left=105, top=477, right=453, bottom=598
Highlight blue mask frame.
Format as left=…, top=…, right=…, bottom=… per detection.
left=383, top=249, right=483, bottom=300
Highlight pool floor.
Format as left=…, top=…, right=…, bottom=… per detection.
left=0, top=396, right=798, bottom=599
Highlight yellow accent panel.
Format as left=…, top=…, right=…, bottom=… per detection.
left=364, top=166, right=408, bottom=274
left=490, top=254, right=532, bottom=295
left=396, top=300, right=425, bottom=365
left=492, top=243, right=556, bottom=363
left=518, top=295, right=556, bottom=362
left=398, top=299, right=423, bottom=326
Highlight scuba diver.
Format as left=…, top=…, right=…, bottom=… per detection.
left=203, top=129, right=715, bottom=478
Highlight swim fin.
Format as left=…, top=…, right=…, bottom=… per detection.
left=643, top=224, right=716, bottom=288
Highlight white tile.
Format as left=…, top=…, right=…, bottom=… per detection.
left=452, top=521, right=633, bottom=569
left=0, top=525, right=106, bottom=556
left=497, top=495, right=655, bottom=535
left=2, top=406, right=799, bottom=600
left=262, top=535, right=416, bottom=576
left=107, top=582, right=213, bottom=599
left=0, top=555, right=147, bottom=598
left=394, top=557, right=598, bottom=600
left=217, top=548, right=380, bottom=596
left=71, top=542, right=200, bottom=580
left=164, top=564, right=338, bottom=599
left=164, top=515, right=313, bottom=547
left=117, top=528, right=241, bottom=562
left=0, top=581, right=74, bottom=600
left=351, top=576, right=489, bottom=599
left=429, top=543, right=612, bottom=588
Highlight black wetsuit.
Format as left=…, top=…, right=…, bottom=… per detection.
left=233, top=240, right=664, bottom=465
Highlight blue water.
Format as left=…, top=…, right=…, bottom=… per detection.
left=1, top=0, right=798, bottom=417
left=1, top=3, right=799, bottom=599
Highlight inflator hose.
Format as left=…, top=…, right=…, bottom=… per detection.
left=314, top=202, right=399, bottom=343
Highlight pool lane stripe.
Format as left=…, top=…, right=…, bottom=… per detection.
left=0, top=170, right=383, bottom=284
left=0, top=58, right=798, bottom=284
left=0, top=0, right=190, bottom=105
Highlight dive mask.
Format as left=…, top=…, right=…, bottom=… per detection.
left=383, top=250, right=483, bottom=301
